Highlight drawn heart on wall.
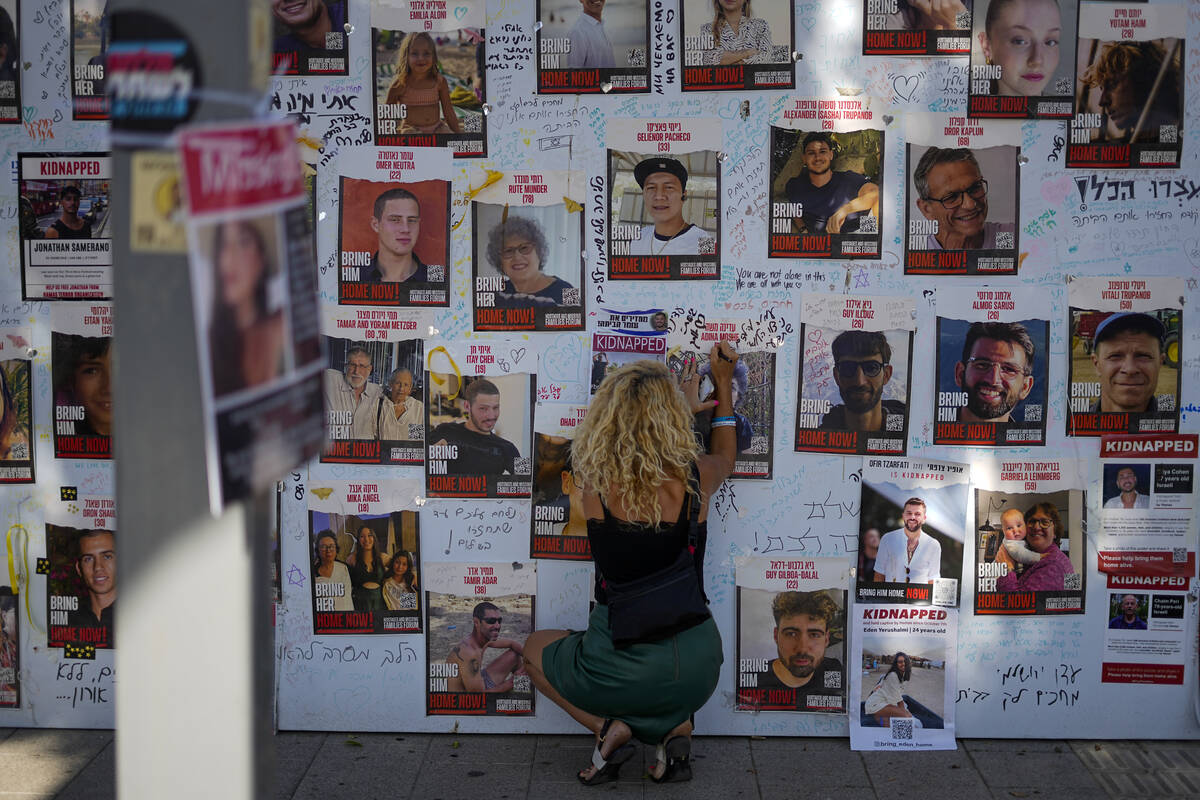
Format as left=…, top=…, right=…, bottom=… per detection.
left=510, top=347, right=527, bottom=364
left=1184, top=238, right=1200, bottom=268
left=892, top=75, right=919, bottom=102
left=455, top=6, right=468, bottom=19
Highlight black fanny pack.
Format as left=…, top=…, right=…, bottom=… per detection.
left=602, top=464, right=711, bottom=648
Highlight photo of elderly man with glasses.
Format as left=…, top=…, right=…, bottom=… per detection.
left=912, top=146, right=1016, bottom=251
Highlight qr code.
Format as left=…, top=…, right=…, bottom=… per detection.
left=427, top=265, right=445, bottom=282
left=954, top=10, right=970, bottom=28
left=325, top=32, right=344, bottom=49
left=746, top=436, right=769, bottom=455
left=824, top=671, right=842, bottom=689
left=1063, top=573, right=1081, bottom=590
left=859, top=215, right=878, bottom=234
left=9, top=441, right=27, bottom=459
left=0, top=83, right=13, bottom=99
left=890, top=718, right=915, bottom=740
left=395, top=592, right=417, bottom=610
left=407, top=424, right=424, bottom=440
left=885, top=414, right=904, bottom=432
left=514, top=457, right=532, bottom=475
left=769, top=44, right=791, bottom=62
left=932, top=578, right=958, bottom=607
left=562, top=288, right=581, bottom=306
left=1156, top=393, right=1176, bottom=411
left=1024, top=404, right=1042, bottom=422
left=699, top=236, right=716, bottom=255
left=1172, top=547, right=1186, bottom=563
left=628, top=47, right=646, bottom=67
left=1054, top=77, right=1072, bottom=95
left=1160, top=125, right=1178, bottom=143
left=513, top=675, right=532, bottom=693
left=463, top=115, right=482, bottom=133
left=995, top=232, right=1014, bottom=249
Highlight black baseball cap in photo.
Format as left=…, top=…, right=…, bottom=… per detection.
left=633, top=157, right=688, bottom=190
left=1094, top=312, right=1165, bottom=344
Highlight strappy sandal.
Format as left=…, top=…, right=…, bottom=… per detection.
left=578, top=719, right=636, bottom=786
left=650, top=735, right=692, bottom=783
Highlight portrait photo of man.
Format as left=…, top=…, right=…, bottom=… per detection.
left=911, top=146, right=1016, bottom=251
left=874, top=498, right=942, bottom=585
left=1103, top=464, right=1150, bottom=509
left=446, top=601, right=527, bottom=692
left=272, top=0, right=346, bottom=58
left=953, top=321, right=1036, bottom=423
left=323, top=344, right=383, bottom=440
left=379, top=367, right=424, bottom=442
left=429, top=377, right=522, bottom=476
left=780, top=131, right=880, bottom=235
left=1089, top=312, right=1168, bottom=414
left=71, top=529, right=116, bottom=633
left=1108, top=593, right=1148, bottom=630
left=819, top=330, right=907, bottom=433
left=754, top=590, right=844, bottom=696
left=365, top=188, right=429, bottom=284
left=628, top=157, right=709, bottom=256
left=44, top=186, right=94, bottom=240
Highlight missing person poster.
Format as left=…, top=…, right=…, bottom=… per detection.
left=531, top=403, right=590, bottom=560
left=471, top=170, right=585, bottom=331
left=668, top=309, right=783, bottom=480
left=0, top=589, right=16, bottom=707
left=0, top=327, right=34, bottom=483
left=590, top=308, right=668, bottom=394
left=537, top=0, right=649, bottom=93
left=72, top=0, right=108, bottom=119
left=272, top=0, right=348, bottom=75
left=934, top=285, right=1049, bottom=447
left=863, top=0, right=971, bottom=55
left=52, top=304, right=112, bottom=461
left=425, top=561, right=535, bottom=716
left=734, top=556, right=847, bottom=713
left=796, top=293, right=913, bottom=456
left=308, top=479, right=423, bottom=634
left=1101, top=579, right=1190, bottom=686
left=1068, top=2, right=1185, bottom=169
left=769, top=114, right=883, bottom=259
left=904, top=115, right=1019, bottom=276
left=371, top=1, right=486, bottom=157
left=607, top=118, right=722, bottom=280
left=46, top=493, right=116, bottom=652
left=967, top=0, right=1077, bottom=119
left=0, top=0, right=19, bottom=124
left=680, top=0, right=794, bottom=91
left=974, top=459, right=1087, bottom=615
left=179, top=121, right=325, bottom=510
left=856, top=458, right=968, bottom=607
left=321, top=326, right=424, bottom=466
left=424, top=342, right=534, bottom=499
left=1095, top=434, right=1196, bottom=579
left=849, top=605, right=958, bottom=751
left=1067, top=277, right=1183, bottom=436
left=337, top=175, right=450, bottom=307
left=18, top=152, right=112, bottom=300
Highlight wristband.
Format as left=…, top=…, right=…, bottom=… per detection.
left=711, top=419, right=736, bottom=428
left=712, top=415, right=735, bottom=422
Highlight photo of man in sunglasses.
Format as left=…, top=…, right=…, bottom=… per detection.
left=819, top=330, right=906, bottom=433
left=446, top=601, right=526, bottom=693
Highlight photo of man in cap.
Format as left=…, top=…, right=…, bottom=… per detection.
left=628, top=157, right=709, bottom=256
left=1089, top=312, right=1167, bottom=414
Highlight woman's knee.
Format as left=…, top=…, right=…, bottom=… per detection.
left=523, top=629, right=569, bottom=671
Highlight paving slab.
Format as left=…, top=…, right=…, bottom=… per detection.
left=55, top=740, right=115, bottom=800
left=968, top=750, right=1101, bottom=790
left=750, top=735, right=872, bottom=789
left=407, top=759, right=531, bottom=800
left=861, top=745, right=990, bottom=800
left=424, top=733, right=538, bottom=765
left=2, top=728, right=111, bottom=759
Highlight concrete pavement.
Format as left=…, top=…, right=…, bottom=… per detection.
left=2, top=726, right=1199, bottom=798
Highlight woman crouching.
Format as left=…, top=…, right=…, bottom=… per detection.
left=522, top=342, right=738, bottom=785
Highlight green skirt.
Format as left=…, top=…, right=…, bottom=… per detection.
left=541, top=604, right=723, bottom=744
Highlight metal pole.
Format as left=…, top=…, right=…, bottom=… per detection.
left=110, top=0, right=274, bottom=796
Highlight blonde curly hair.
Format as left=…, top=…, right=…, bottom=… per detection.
left=571, top=360, right=700, bottom=527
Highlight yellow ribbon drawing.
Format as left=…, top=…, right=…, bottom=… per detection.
left=426, top=346, right=464, bottom=401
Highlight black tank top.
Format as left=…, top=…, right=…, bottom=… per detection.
left=587, top=486, right=708, bottom=606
